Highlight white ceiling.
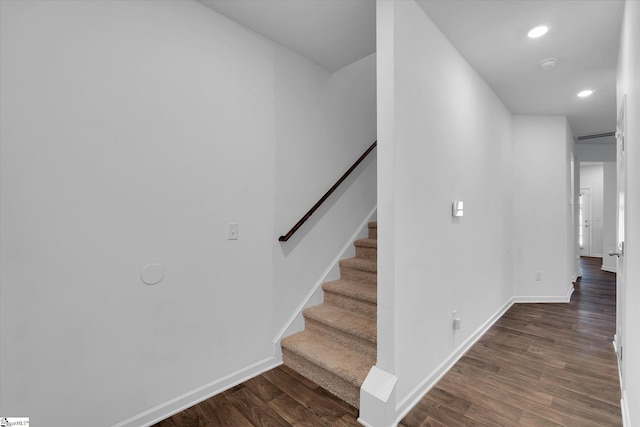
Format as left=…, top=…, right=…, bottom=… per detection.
left=197, top=0, right=375, bottom=72
left=417, top=0, right=624, bottom=139
left=197, top=0, right=624, bottom=139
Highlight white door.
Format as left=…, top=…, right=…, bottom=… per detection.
left=579, top=188, right=591, bottom=256
left=613, top=96, right=627, bottom=385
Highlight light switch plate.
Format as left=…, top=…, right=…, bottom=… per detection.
left=452, top=201, right=464, bottom=217
left=228, top=223, right=238, bottom=240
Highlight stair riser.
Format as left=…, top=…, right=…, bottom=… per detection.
left=324, top=291, right=376, bottom=319
left=305, top=320, right=376, bottom=359
left=355, top=245, right=377, bottom=261
left=368, top=227, right=377, bottom=240
left=340, top=267, right=376, bottom=285
left=282, top=348, right=360, bottom=408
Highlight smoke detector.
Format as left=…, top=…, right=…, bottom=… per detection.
left=539, top=58, right=558, bottom=70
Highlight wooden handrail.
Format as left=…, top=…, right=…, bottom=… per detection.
left=278, top=141, right=377, bottom=242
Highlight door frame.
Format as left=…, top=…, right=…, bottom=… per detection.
left=614, top=95, right=626, bottom=387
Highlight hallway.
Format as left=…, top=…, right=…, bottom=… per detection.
left=155, top=258, right=621, bottom=426
left=401, top=256, right=621, bottom=426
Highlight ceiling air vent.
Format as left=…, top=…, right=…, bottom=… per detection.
left=576, top=131, right=616, bottom=143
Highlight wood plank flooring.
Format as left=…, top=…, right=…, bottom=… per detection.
left=154, top=257, right=621, bottom=426
left=401, top=256, right=621, bottom=426
left=152, top=364, right=361, bottom=427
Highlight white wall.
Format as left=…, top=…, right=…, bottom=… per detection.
left=576, top=142, right=616, bottom=162
left=616, top=0, right=640, bottom=424
left=580, top=164, right=605, bottom=257
left=0, top=1, right=376, bottom=425
left=374, top=0, right=513, bottom=421
left=512, top=116, right=576, bottom=300
left=272, top=52, right=377, bottom=340
left=602, top=162, right=617, bottom=272
left=375, top=0, right=396, bottom=377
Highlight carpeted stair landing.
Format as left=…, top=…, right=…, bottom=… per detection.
left=281, top=221, right=377, bottom=408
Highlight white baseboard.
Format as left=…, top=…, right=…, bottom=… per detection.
left=613, top=339, right=630, bottom=427
left=357, top=418, right=397, bottom=427
left=602, top=265, right=617, bottom=273
left=513, top=284, right=574, bottom=303
left=111, top=357, right=281, bottom=427
left=621, top=390, right=630, bottom=427
left=393, top=298, right=514, bottom=424
left=271, top=206, right=377, bottom=352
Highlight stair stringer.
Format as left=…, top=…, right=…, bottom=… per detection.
left=271, top=206, right=377, bottom=359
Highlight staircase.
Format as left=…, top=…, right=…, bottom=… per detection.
left=281, top=221, right=377, bottom=408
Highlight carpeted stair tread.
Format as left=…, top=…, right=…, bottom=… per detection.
left=281, top=331, right=375, bottom=388
left=322, top=279, right=377, bottom=304
left=340, top=256, right=376, bottom=285
left=322, top=279, right=377, bottom=319
left=303, top=304, right=376, bottom=343
left=281, top=220, right=378, bottom=408
left=355, top=238, right=377, bottom=260
left=339, top=257, right=377, bottom=273
left=355, top=238, right=377, bottom=248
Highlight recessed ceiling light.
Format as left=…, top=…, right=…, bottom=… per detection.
left=577, top=89, right=594, bottom=97
left=528, top=25, right=550, bottom=38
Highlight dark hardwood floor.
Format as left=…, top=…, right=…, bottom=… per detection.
left=152, top=364, right=361, bottom=427
left=401, top=256, right=621, bottom=426
left=155, top=257, right=621, bottom=426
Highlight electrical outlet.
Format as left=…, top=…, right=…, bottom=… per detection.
left=535, top=271, right=542, bottom=281
left=228, top=223, right=238, bottom=240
